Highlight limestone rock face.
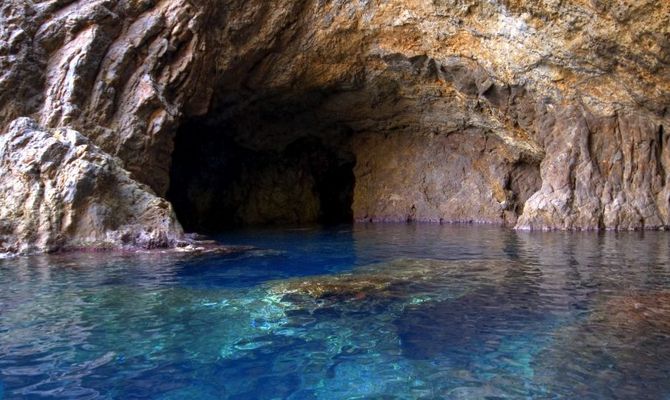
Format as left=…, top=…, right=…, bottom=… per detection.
left=0, top=0, right=216, bottom=195
left=0, top=0, right=669, bottom=252
left=0, top=118, right=182, bottom=254
left=353, top=130, right=541, bottom=225
left=518, top=109, right=670, bottom=230
left=179, top=0, right=669, bottom=230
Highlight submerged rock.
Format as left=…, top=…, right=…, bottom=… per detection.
left=593, top=291, right=670, bottom=336
left=533, top=291, right=670, bottom=398
left=267, top=258, right=513, bottom=306
left=0, top=118, right=183, bottom=254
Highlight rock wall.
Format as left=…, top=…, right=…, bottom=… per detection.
left=0, top=118, right=182, bottom=254
left=0, top=0, right=669, bottom=252
left=0, top=0, right=216, bottom=194
left=353, top=130, right=541, bottom=225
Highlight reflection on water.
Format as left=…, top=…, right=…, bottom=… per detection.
left=1, top=224, right=669, bottom=399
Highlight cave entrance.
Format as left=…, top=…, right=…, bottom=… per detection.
left=166, top=110, right=355, bottom=233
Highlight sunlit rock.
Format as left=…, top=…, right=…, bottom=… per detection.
left=0, top=118, right=183, bottom=254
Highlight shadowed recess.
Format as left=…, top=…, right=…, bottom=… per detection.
left=167, top=97, right=355, bottom=233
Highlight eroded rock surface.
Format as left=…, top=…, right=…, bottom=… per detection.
left=1, top=0, right=669, bottom=251
left=0, top=0, right=215, bottom=195
left=169, top=0, right=670, bottom=230
left=0, top=118, right=182, bottom=254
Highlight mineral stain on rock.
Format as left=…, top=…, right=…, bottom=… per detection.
left=0, top=0, right=669, bottom=253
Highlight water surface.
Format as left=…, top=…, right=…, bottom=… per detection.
left=1, top=224, right=670, bottom=399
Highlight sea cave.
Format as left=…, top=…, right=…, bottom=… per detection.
left=0, top=0, right=669, bottom=398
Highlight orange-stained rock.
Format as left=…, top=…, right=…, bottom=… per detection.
left=0, top=118, right=183, bottom=254
left=1, top=0, right=669, bottom=252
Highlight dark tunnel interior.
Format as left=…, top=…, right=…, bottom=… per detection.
left=166, top=107, right=356, bottom=233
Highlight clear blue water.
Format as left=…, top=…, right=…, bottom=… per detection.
left=1, top=224, right=670, bottom=399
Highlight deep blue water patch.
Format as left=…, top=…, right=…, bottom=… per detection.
left=1, top=225, right=670, bottom=399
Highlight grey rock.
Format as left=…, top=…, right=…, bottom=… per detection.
left=0, top=118, right=182, bottom=255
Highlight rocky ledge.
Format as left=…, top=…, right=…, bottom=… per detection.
left=1, top=0, right=669, bottom=253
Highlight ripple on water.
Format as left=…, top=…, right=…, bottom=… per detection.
left=1, top=225, right=670, bottom=399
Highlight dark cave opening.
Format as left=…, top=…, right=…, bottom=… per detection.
left=166, top=113, right=355, bottom=233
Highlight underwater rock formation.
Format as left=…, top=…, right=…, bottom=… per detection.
left=267, top=258, right=512, bottom=305
left=1, top=0, right=669, bottom=251
left=533, top=291, right=670, bottom=398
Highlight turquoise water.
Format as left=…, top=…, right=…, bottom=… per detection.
left=1, top=224, right=670, bottom=399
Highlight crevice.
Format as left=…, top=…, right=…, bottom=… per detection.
left=508, top=159, right=542, bottom=216
left=657, top=124, right=666, bottom=184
